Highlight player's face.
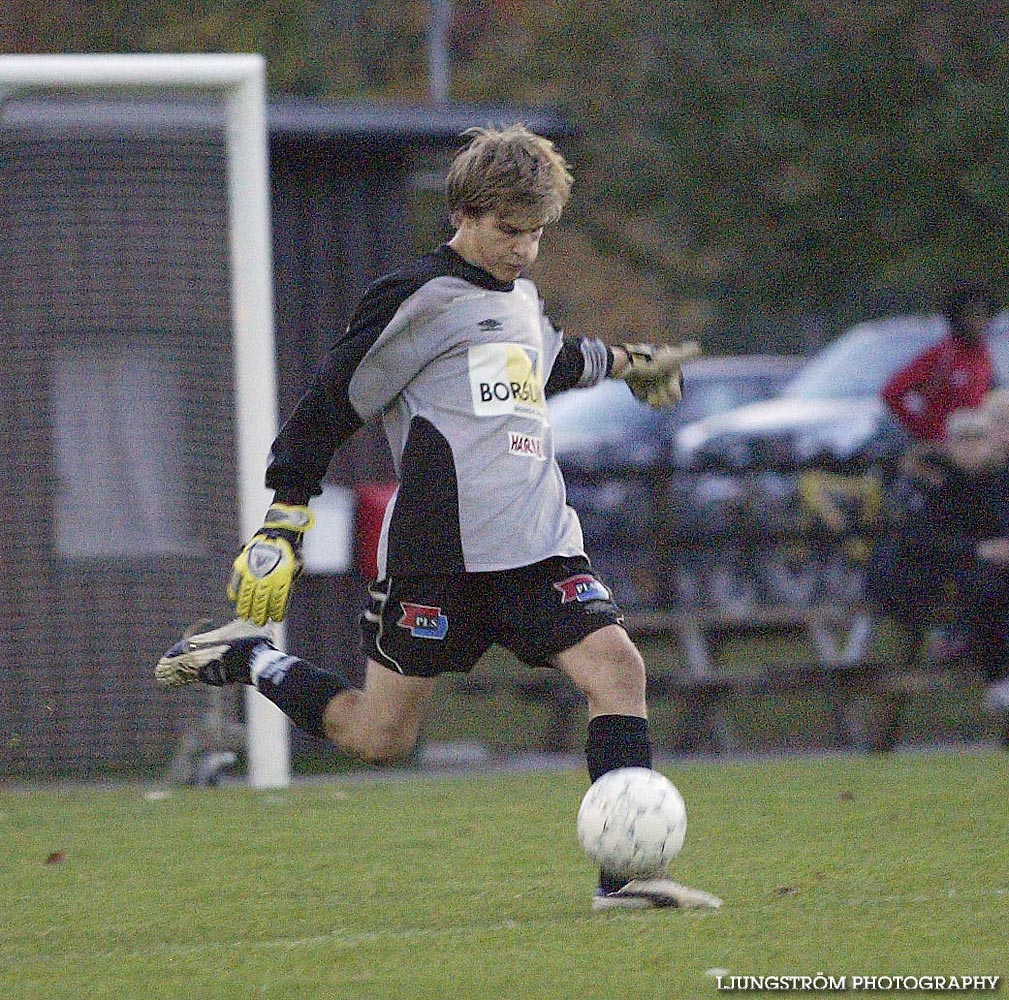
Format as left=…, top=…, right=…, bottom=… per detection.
left=450, top=210, right=545, bottom=282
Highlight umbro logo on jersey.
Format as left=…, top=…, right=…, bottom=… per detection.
left=477, top=318, right=503, bottom=330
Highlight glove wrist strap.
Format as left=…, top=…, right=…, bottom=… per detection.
left=619, top=343, right=654, bottom=367
left=262, top=503, right=314, bottom=534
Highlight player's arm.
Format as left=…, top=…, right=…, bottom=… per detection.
left=233, top=278, right=419, bottom=625
left=265, top=275, right=419, bottom=503
left=544, top=336, right=612, bottom=396
left=229, top=347, right=361, bottom=625
left=544, top=334, right=701, bottom=409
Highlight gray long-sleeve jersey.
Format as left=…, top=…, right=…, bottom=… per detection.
left=266, top=244, right=612, bottom=578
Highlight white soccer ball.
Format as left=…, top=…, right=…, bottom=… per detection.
left=577, top=767, right=687, bottom=879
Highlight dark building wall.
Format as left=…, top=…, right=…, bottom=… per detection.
left=269, top=136, right=403, bottom=482
left=269, top=137, right=407, bottom=693
left=0, top=131, right=238, bottom=773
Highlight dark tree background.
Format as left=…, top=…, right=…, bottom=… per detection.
left=5, top=1, right=1006, bottom=350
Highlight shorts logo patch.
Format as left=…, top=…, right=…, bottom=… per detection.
left=553, top=574, right=609, bottom=604
left=397, top=602, right=449, bottom=640
left=507, top=431, right=545, bottom=460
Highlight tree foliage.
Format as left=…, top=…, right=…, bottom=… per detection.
left=513, top=2, right=1009, bottom=347
left=6, top=2, right=1008, bottom=349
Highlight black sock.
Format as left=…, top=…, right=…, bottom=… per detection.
left=586, top=713, right=652, bottom=782
left=585, top=714, right=653, bottom=894
left=248, top=645, right=352, bottom=739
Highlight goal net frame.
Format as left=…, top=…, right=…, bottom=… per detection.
left=0, top=53, right=290, bottom=788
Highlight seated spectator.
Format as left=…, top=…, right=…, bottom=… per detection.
left=960, top=390, right=1009, bottom=722
left=863, top=406, right=1001, bottom=674
left=881, top=281, right=996, bottom=443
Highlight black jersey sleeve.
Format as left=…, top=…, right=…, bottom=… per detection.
left=266, top=273, right=418, bottom=502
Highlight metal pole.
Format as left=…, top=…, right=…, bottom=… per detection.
left=428, top=0, right=452, bottom=104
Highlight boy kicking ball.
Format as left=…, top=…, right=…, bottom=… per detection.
left=158, top=124, right=719, bottom=912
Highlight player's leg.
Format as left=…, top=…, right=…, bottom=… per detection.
left=321, top=659, right=435, bottom=762
left=156, top=622, right=435, bottom=763
left=555, top=628, right=721, bottom=909
left=158, top=573, right=486, bottom=761
left=325, top=565, right=490, bottom=758
left=497, top=558, right=721, bottom=910
left=552, top=623, right=647, bottom=718
left=497, top=559, right=651, bottom=799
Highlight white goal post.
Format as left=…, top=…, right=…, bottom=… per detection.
left=0, top=53, right=290, bottom=788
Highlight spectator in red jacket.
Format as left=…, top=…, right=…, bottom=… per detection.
left=881, top=282, right=996, bottom=442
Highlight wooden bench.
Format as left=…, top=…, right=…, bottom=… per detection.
left=511, top=664, right=758, bottom=755
left=625, top=606, right=887, bottom=752
left=623, top=605, right=875, bottom=675
left=446, top=585, right=1007, bottom=755
left=646, top=606, right=995, bottom=753
left=450, top=666, right=756, bottom=755
left=447, top=603, right=886, bottom=754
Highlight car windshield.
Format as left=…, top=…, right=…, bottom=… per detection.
left=673, top=374, right=789, bottom=426
left=782, top=322, right=945, bottom=401
left=550, top=369, right=793, bottom=453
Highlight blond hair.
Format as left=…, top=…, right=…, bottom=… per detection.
left=446, top=124, right=573, bottom=226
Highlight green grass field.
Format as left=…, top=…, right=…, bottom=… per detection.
left=2, top=751, right=1005, bottom=999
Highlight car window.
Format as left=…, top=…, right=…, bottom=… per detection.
left=783, top=323, right=945, bottom=401
left=673, top=374, right=790, bottom=425
left=551, top=368, right=796, bottom=452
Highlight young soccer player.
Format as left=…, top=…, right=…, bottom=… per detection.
left=157, top=124, right=720, bottom=912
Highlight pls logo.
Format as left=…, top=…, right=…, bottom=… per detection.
left=397, top=602, right=449, bottom=640
left=554, top=574, right=609, bottom=604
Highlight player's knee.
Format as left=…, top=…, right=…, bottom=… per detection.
left=562, top=628, right=647, bottom=713
left=602, top=642, right=647, bottom=702
left=352, top=722, right=420, bottom=764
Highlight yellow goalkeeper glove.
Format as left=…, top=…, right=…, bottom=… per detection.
left=228, top=503, right=315, bottom=625
left=616, top=340, right=702, bottom=408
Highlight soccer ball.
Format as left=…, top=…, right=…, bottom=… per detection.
left=577, top=767, right=687, bottom=879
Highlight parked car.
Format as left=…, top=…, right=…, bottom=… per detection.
left=675, top=312, right=1009, bottom=474
left=666, top=313, right=1009, bottom=608
left=551, top=354, right=804, bottom=473
left=549, top=354, right=803, bottom=607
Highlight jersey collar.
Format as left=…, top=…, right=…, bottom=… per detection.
left=437, top=244, right=516, bottom=292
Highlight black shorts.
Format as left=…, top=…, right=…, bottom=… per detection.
left=359, top=555, right=625, bottom=677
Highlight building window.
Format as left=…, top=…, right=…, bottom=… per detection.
left=50, top=341, right=195, bottom=558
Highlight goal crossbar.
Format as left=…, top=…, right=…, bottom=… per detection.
left=0, top=53, right=290, bottom=788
